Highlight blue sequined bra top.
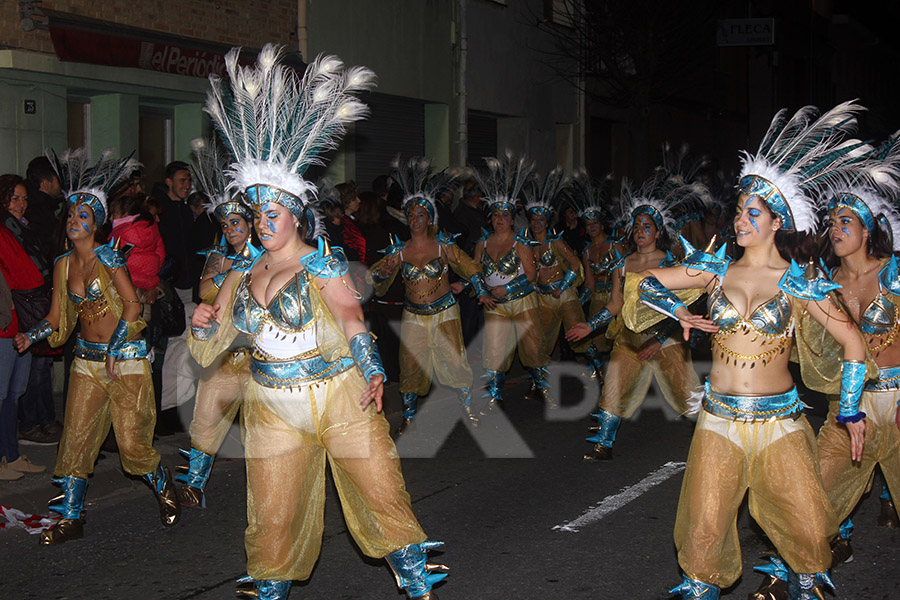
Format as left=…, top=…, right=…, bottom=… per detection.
left=401, top=246, right=447, bottom=283
left=708, top=283, right=793, bottom=368
left=481, top=244, right=523, bottom=286
left=233, top=269, right=314, bottom=336
left=68, top=278, right=103, bottom=305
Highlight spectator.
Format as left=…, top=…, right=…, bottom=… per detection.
left=0, top=222, right=46, bottom=479
left=336, top=180, right=367, bottom=265
left=452, top=178, right=485, bottom=254
left=154, top=161, right=194, bottom=303
left=186, top=191, right=218, bottom=299
left=0, top=174, right=59, bottom=446
left=108, top=194, right=166, bottom=308
left=24, top=156, right=66, bottom=266
left=435, top=185, right=466, bottom=241
left=560, top=203, right=587, bottom=255
left=357, top=191, right=389, bottom=266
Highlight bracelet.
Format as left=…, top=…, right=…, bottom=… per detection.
left=557, top=269, right=579, bottom=293
left=469, top=274, right=489, bottom=298
left=26, top=320, right=53, bottom=344
left=107, top=319, right=130, bottom=358
left=191, top=321, right=219, bottom=341
left=836, top=360, right=867, bottom=423
left=348, top=332, right=386, bottom=383
left=587, top=308, right=613, bottom=333
left=637, top=276, right=687, bottom=319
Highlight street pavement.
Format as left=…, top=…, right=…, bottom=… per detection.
left=1, top=366, right=898, bottom=599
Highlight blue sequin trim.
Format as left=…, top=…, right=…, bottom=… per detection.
left=703, top=381, right=802, bottom=421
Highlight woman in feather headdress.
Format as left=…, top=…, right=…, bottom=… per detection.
left=567, top=165, right=706, bottom=461
left=618, top=101, right=874, bottom=600
left=14, top=148, right=182, bottom=544
left=174, top=137, right=262, bottom=509
left=469, top=152, right=551, bottom=409
left=761, top=133, right=900, bottom=588
left=367, top=156, right=483, bottom=435
left=188, top=46, right=447, bottom=600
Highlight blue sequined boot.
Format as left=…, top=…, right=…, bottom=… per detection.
left=878, top=480, right=899, bottom=527
left=395, top=392, right=419, bottom=436
left=456, top=387, right=479, bottom=427
left=786, top=570, right=832, bottom=600
left=175, top=447, right=214, bottom=508
left=584, top=408, right=621, bottom=460
left=584, top=344, right=605, bottom=381
left=385, top=540, right=449, bottom=599
left=526, top=366, right=558, bottom=407
left=749, top=555, right=788, bottom=600
left=669, top=575, right=720, bottom=599
left=235, top=576, right=292, bottom=599
left=482, top=370, right=505, bottom=412
left=40, top=475, right=87, bottom=545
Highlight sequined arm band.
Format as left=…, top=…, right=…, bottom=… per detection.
left=191, top=321, right=219, bottom=341
left=578, top=287, right=591, bottom=304
left=836, top=360, right=867, bottom=423
left=587, top=308, right=613, bottom=333
left=637, top=276, right=687, bottom=320
left=349, top=332, right=386, bottom=383
left=469, top=274, right=490, bottom=298
left=557, top=269, right=579, bottom=293
left=107, top=319, right=142, bottom=358
left=25, top=320, right=53, bottom=344
left=211, top=271, right=227, bottom=288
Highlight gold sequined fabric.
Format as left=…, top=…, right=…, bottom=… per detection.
left=674, top=410, right=836, bottom=588
left=243, top=369, right=426, bottom=581
left=399, top=303, right=472, bottom=395
left=818, top=391, right=900, bottom=524
left=189, top=351, right=250, bottom=455
left=599, top=333, right=698, bottom=418
left=482, top=292, right=549, bottom=371
left=55, top=357, right=158, bottom=478
left=536, top=287, right=594, bottom=355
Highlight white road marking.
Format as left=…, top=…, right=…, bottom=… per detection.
left=552, top=461, right=686, bottom=533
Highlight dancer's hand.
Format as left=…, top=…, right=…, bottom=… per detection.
left=675, top=307, right=718, bottom=341
left=845, top=419, right=866, bottom=462
left=478, top=294, right=497, bottom=309
left=566, top=322, right=591, bottom=343
left=191, top=303, right=219, bottom=328
left=490, top=286, right=505, bottom=299
left=13, top=333, right=31, bottom=353
left=106, top=355, right=119, bottom=381
left=637, top=338, right=661, bottom=361
left=450, top=282, right=464, bottom=295
left=360, top=373, right=385, bottom=412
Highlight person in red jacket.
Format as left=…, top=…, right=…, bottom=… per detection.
left=108, top=194, right=166, bottom=309
left=0, top=222, right=46, bottom=480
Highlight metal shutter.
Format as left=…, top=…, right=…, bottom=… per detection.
left=354, top=93, right=425, bottom=192
left=466, top=111, right=497, bottom=169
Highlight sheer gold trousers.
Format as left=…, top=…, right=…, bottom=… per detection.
left=483, top=293, right=549, bottom=372
left=674, top=411, right=836, bottom=588
left=818, top=390, right=900, bottom=524
left=242, top=369, right=426, bottom=581
left=536, top=288, right=593, bottom=355
left=55, top=357, right=159, bottom=478
left=189, top=352, right=249, bottom=456
left=599, top=334, right=698, bottom=418
left=399, top=304, right=472, bottom=395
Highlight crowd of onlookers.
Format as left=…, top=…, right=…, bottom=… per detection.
left=0, top=154, right=530, bottom=482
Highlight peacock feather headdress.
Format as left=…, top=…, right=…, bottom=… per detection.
left=190, top=137, right=253, bottom=223
left=618, top=167, right=709, bottom=237
left=205, top=44, right=377, bottom=221
left=567, top=168, right=614, bottom=224
left=523, top=166, right=569, bottom=220
left=471, top=150, right=535, bottom=214
left=738, top=100, right=870, bottom=233
left=48, top=147, right=139, bottom=226
left=391, top=156, right=462, bottom=225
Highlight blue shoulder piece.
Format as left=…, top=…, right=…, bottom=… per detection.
left=437, top=230, right=460, bottom=247
left=53, top=248, right=74, bottom=265
left=95, top=239, right=127, bottom=268
left=476, top=228, right=491, bottom=244
left=211, top=271, right=227, bottom=288
left=778, top=259, right=841, bottom=301
left=818, top=258, right=833, bottom=280
left=547, top=229, right=564, bottom=242
left=515, top=228, right=537, bottom=247
left=679, top=235, right=730, bottom=278
left=379, top=237, right=405, bottom=256
left=878, top=255, right=900, bottom=296
left=659, top=250, right=678, bottom=268
left=230, top=243, right=263, bottom=272
left=304, top=238, right=349, bottom=278
left=609, top=249, right=627, bottom=271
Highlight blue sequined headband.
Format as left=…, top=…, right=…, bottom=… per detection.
left=404, top=197, right=435, bottom=223
left=828, top=193, right=875, bottom=232
left=632, top=205, right=664, bottom=231
left=68, top=192, right=106, bottom=226
left=245, top=184, right=307, bottom=221
left=738, top=175, right=795, bottom=231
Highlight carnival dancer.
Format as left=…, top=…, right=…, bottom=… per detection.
left=367, top=157, right=484, bottom=435
left=526, top=167, right=604, bottom=392
left=570, top=168, right=618, bottom=377
left=749, top=136, right=900, bottom=596
left=175, top=138, right=262, bottom=508
left=620, top=101, right=875, bottom=600
left=567, top=172, right=705, bottom=460
left=470, top=153, right=551, bottom=409
left=14, top=148, right=181, bottom=544
left=189, top=46, right=447, bottom=600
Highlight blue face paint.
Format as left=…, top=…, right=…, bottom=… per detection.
left=841, top=227, right=851, bottom=236
left=235, top=226, right=244, bottom=234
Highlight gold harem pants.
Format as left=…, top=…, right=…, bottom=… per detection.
left=242, top=368, right=427, bottom=581
left=399, top=304, right=473, bottom=396
left=674, top=410, right=836, bottom=587
left=55, top=357, right=159, bottom=478
left=536, top=287, right=593, bottom=355
left=189, top=350, right=250, bottom=456
left=818, top=390, right=900, bottom=524
left=599, top=332, right=698, bottom=418
left=483, top=292, right=549, bottom=372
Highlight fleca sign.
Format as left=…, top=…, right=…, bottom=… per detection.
left=716, top=18, right=775, bottom=46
